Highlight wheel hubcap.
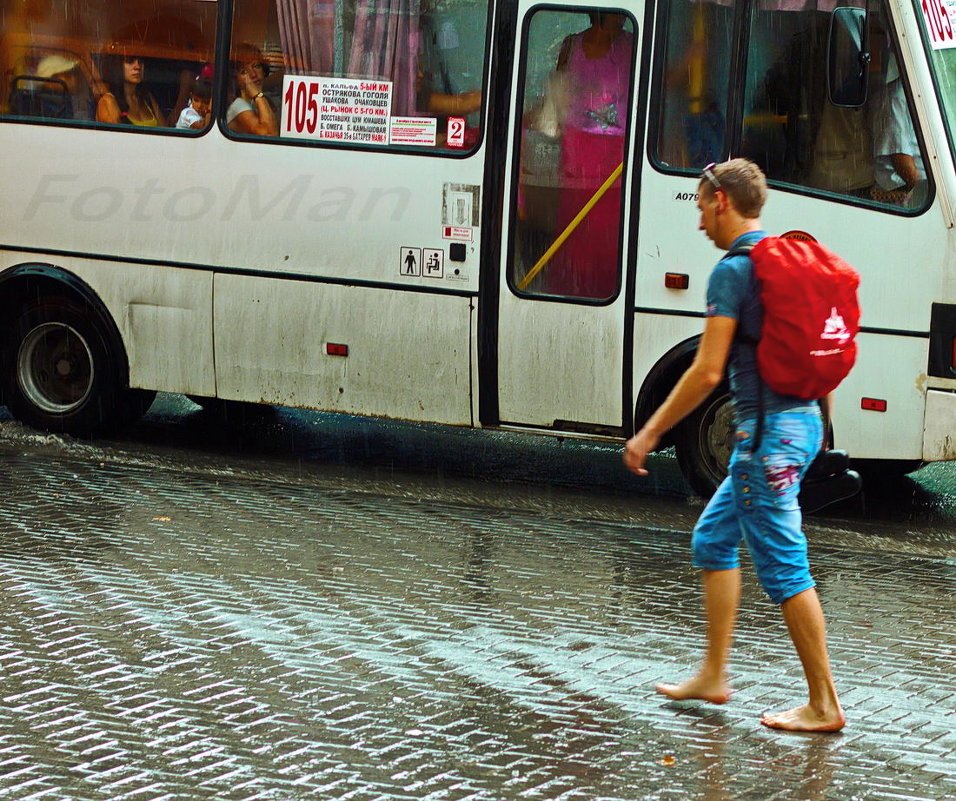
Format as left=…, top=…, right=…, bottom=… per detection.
left=17, top=322, right=94, bottom=414
left=701, top=397, right=735, bottom=482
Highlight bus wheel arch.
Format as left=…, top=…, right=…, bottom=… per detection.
left=634, top=335, right=733, bottom=497
left=0, top=265, right=154, bottom=434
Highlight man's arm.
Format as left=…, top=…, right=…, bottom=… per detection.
left=623, top=315, right=737, bottom=476
left=889, top=153, right=920, bottom=191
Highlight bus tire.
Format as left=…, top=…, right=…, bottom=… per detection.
left=5, top=296, right=150, bottom=435
left=674, top=384, right=735, bottom=497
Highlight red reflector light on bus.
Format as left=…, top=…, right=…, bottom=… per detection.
left=861, top=397, right=887, bottom=412
left=665, top=273, right=689, bottom=290
left=326, top=343, right=349, bottom=357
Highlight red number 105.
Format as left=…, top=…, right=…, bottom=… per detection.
left=924, top=0, right=954, bottom=41
left=283, top=80, right=319, bottom=134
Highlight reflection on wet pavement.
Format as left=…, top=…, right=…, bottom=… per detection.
left=81, top=395, right=956, bottom=556
left=0, top=429, right=952, bottom=800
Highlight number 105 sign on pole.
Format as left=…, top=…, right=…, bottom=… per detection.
left=281, top=75, right=392, bottom=145
left=922, top=0, right=956, bottom=49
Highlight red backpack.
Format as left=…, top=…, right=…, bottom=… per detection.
left=729, top=236, right=860, bottom=400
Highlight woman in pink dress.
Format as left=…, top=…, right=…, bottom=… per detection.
left=544, top=13, right=632, bottom=299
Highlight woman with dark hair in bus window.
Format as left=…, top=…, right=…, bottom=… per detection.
left=227, top=43, right=278, bottom=136
left=96, top=54, right=164, bottom=126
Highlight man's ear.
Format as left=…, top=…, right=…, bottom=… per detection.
left=714, top=188, right=729, bottom=213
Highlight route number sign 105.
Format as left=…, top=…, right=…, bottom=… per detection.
left=922, top=0, right=956, bottom=49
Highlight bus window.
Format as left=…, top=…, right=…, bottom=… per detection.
left=510, top=9, right=635, bottom=302
left=0, top=0, right=216, bottom=130
left=652, top=0, right=735, bottom=169
left=739, top=0, right=929, bottom=211
left=229, top=0, right=489, bottom=151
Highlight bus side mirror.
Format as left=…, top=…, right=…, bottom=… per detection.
left=828, top=7, right=870, bottom=107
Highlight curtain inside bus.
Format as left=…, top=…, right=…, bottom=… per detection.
left=275, top=0, right=335, bottom=74
left=274, top=0, right=420, bottom=116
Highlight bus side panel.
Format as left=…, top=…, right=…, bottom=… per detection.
left=630, top=314, right=927, bottom=461
left=213, top=275, right=472, bottom=425
left=832, top=334, right=926, bottom=461
left=0, top=253, right=215, bottom=398
left=630, top=311, right=704, bottom=399
left=924, top=390, right=956, bottom=461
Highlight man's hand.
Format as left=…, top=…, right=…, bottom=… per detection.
left=890, top=153, right=920, bottom=191
left=623, top=427, right=661, bottom=476
left=621, top=315, right=737, bottom=478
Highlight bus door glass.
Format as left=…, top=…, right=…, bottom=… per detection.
left=495, top=4, right=641, bottom=431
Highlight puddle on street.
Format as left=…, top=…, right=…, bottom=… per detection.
left=2, top=394, right=955, bottom=557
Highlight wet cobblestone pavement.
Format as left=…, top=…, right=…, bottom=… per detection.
left=0, top=443, right=953, bottom=800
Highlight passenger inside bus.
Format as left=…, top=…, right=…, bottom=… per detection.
left=10, top=53, right=92, bottom=120
left=651, top=0, right=926, bottom=212
left=227, top=43, right=278, bottom=137
left=223, top=0, right=488, bottom=148
left=176, top=74, right=212, bottom=130
left=416, top=8, right=484, bottom=147
left=95, top=53, right=164, bottom=127
left=738, top=8, right=865, bottom=193
left=158, top=61, right=205, bottom=127
left=737, top=2, right=924, bottom=211
left=800, top=13, right=873, bottom=197
left=33, top=54, right=90, bottom=119
left=654, top=0, right=733, bottom=169
left=415, top=64, right=482, bottom=147
left=870, top=54, right=927, bottom=207
left=541, top=11, right=632, bottom=299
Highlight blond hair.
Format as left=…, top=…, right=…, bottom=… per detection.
left=700, top=158, right=767, bottom=218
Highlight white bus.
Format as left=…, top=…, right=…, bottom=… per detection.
left=2, top=0, right=955, bottom=495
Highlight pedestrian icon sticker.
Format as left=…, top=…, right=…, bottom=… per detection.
left=400, top=247, right=422, bottom=276
left=423, top=248, right=444, bottom=279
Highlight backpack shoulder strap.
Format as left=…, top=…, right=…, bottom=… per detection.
left=725, top=244, right=755, bottom=259
left=724, top=243, right=758, bottom=346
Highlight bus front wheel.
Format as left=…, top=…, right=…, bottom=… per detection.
left=5, top=297, right=151, bottom=435
left=674, top=385, right=735, bottom=497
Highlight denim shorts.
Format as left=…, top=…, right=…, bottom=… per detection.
left=691, top=408, right=824, bottom=604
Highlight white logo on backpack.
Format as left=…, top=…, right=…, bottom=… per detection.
left=820, top=307, right=851, bottom=345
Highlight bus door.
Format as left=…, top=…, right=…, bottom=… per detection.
left=493, top=3, right=642, bottom=432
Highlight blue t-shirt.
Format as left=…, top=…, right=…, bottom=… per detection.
left=706, top=231, right=812, bottom=421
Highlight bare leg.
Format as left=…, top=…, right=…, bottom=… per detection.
left=656, top=568, right=739, bottom=704
left=761, top=587, right=845, bottom=731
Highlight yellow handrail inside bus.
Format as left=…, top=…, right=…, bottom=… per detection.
left=517, top=161, right=623, bottom=291
left=688, top=4, right=705, bottom=114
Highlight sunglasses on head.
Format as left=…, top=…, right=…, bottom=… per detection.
left=701, top=162, right=721, bottom=191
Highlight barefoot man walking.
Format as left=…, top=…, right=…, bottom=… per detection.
left=623, top=159, right=845, bottom=732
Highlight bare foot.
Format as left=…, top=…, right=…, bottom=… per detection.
left=655, top=675, right=732, bottom=704
left=761, top=704, right=846, bottom=732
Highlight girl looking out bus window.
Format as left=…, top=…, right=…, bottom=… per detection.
left=96, top=53, right=164, bottom=127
